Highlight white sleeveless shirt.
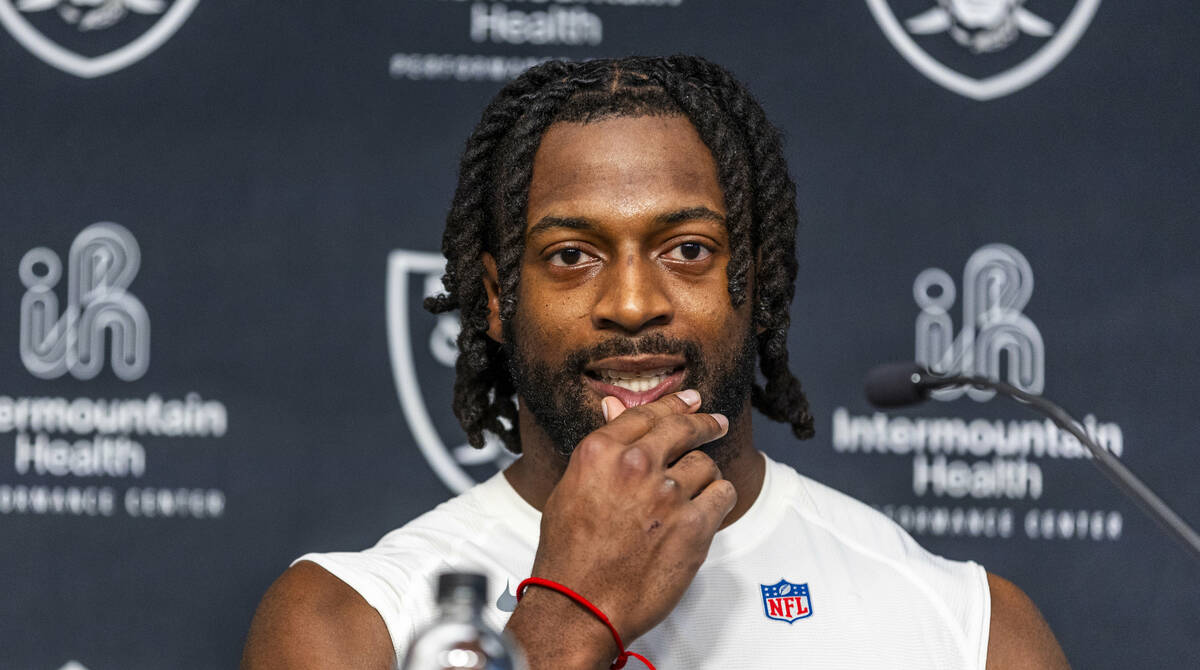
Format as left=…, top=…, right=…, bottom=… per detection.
left=296, top=453, right=990, bottom=669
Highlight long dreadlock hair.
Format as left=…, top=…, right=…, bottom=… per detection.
left=425, top=55, right=815, bottom=454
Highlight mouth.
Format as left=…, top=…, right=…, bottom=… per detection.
left=583, top=355, right=688, bottom=408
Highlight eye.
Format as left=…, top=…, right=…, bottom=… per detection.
left=663, top=241, right=713, bottom=262
left=548, top=247, right=597, bottom=267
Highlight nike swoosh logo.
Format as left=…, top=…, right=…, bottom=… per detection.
left=495, top=580, right=518, bottom=612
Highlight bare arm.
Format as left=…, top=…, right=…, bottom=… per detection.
left=985, top=572, right=1070, bottom=669
left=241, top=560, right=395, bottom=670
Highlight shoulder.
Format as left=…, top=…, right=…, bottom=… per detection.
left=985, top=572, right=1070, bottom=669
left=768, top=459, right=1069, bottom=667
left=240, top=560, right=394, bottom=670
left=768, top=458, right=992, bottom=662
left=774, top=460, right=987, bottom=593
left=775, top=459, right=951, bottom=565
left=242, top=474, right=530, bottom=669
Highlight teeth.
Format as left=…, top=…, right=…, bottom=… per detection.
left=608, top=375, right=667, bottom=392
left=595, top=367, right=674, bottom=392
left=597, top=367, right=672, bottom=380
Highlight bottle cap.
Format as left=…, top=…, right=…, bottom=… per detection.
left=436, top=572, right=488, bottom=604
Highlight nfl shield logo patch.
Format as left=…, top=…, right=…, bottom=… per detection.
left=760, top=579, right=813, bottom=623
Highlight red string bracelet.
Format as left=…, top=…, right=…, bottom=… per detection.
left=516, top=577, right=656, bottom=670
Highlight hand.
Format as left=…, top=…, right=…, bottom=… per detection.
left=506, top=390, right=735, bottom=667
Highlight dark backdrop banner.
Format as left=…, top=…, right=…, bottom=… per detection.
left=2, top=1, right=1197, bottom=668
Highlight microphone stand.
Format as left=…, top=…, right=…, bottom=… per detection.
left=928, top=373, right=1200, bottom=563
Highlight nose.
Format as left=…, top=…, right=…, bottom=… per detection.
left=591, top=252, right=673, bottom=333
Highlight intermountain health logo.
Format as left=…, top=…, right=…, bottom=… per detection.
left=20, top=222, right=150, bottom=381
left=831, top=241, right=1126, bottom=542
left=5, top=221, right=230, bottom=522
left=0, top=0, right=198, bottom=77
left=914, top=243, right=1043, bottom=402
left=866, top=0, right=1101, bottom=100
left=386, top=249, right=515, bottom=494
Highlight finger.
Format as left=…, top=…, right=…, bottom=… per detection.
left=602, top=396, right=628, bottom=423
left=594, top=389, right=702, bottom=443
left=665, top=450, right=721, bottom=499
left=630, top=411, right=728, bottom=467
left=690, top=478, right=738, bottom=534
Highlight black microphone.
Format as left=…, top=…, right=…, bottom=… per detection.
left=863, top=362, right=1200, bottom=563
left=862, top=361, right=965, bottom=408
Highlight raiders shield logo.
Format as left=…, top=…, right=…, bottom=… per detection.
left=386, top=249, right=516, bottom=494
left=866, top=1, right=1101, bottom=100
left=0, top=0, right=198, bottom=78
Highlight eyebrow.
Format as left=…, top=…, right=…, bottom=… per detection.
left=654, top=206, right=725, bottom=226
left=526, top=206, right=726, bottom=238
left=527, top=216, right=596, bottom=238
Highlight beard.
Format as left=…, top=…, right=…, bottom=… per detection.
left=505, top=325, right=758, bottom=468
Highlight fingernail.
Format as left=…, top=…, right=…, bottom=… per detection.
left=602, top=397, right=611, bottom=422
left=676, top=389, right=700, bottom=406
left=713, top=414, right=729, bottom=431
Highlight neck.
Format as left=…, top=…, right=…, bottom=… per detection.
left=503, top=398, right=765, bottom=529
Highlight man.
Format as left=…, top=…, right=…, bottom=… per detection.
left=242, top=56, right=1069, bottom=669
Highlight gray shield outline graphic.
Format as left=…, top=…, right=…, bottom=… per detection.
left=866, top=0, right=1101, bottom=101
left=388, top=249, right=523, bottom=494
left=386, top=249, right=475, bottom=493
left=0, top=0, right=198, bottom=78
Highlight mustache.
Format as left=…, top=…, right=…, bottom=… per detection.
left=562, top=333, right=702, bottom=374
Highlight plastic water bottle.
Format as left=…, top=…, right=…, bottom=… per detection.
left=401, top=572, right=527, bottom=670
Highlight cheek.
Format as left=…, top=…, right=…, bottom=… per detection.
left=515, top=285, right=592, bottom=343
left=673, top=273, right=733, bottom=314
left=539, top=309, right=589, bottom=342
left=681, top=285, right=752, bottom=341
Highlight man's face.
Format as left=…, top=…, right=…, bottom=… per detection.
left=492, top=114, right=757, bottom=462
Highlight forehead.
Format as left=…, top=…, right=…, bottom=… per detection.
left=526, top=115, right=724, bottom=230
